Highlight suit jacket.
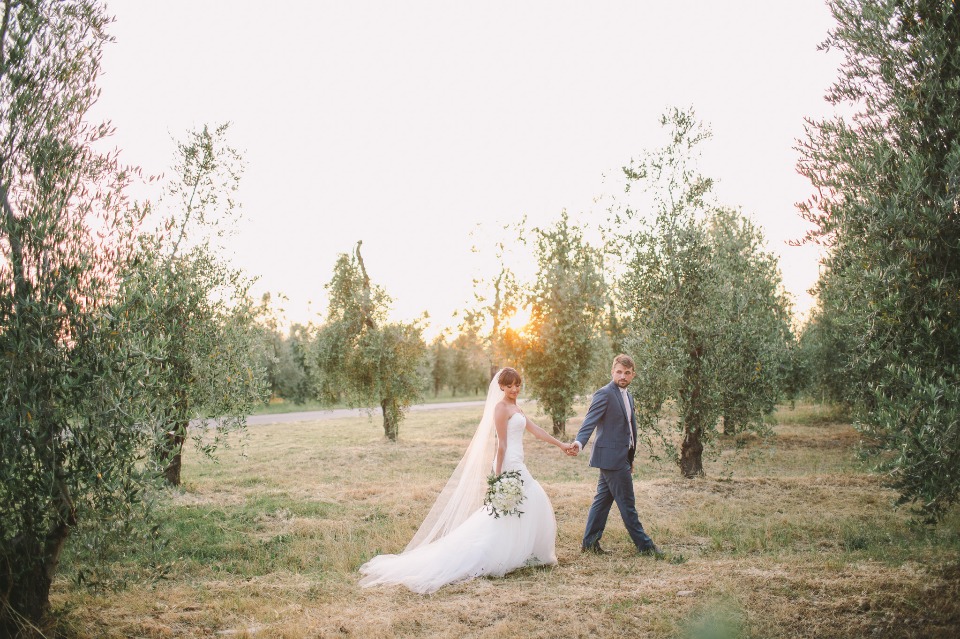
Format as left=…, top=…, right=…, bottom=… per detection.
left=574, top=381, right=637, bottom=471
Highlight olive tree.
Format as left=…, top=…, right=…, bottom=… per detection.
left=794, top=282, right=859, bottom=407
left=467, top=262, right=521, bottom=371
left=707, top=208, right=795, bottom=435
left=250, top=295, right=311, bottom=404
left=0, top=1, right=163, bottom=631
left=616, top=108, right=794, bottom=477
left=428, top=333, right=451, bottom=396
left=313, top=242, right=427, bottom=440
left=797, top=0, right=960, bottom=521
left=134, top=124, right=267, bottom=486
left=509, top=213, right=609, bottom=437
left=448, top=327, right=489, bottom=396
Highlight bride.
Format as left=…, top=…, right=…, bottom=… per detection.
left=359, top=367, right=573, bottom=593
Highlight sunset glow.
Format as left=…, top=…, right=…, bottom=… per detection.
left=506, top=306, right=532, bottom=334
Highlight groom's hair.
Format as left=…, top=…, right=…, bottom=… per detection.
left=498, top=367, right=522, bottom=386
left=612, top=354, right=635, bottom=371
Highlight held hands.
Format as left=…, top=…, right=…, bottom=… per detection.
left=564, top=441, right=580, bottom=457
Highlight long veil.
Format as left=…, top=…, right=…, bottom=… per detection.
left=403, top=370, right=504, bottom=552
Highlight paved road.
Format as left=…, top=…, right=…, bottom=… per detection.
left=246, top=400, right=488, bottom=425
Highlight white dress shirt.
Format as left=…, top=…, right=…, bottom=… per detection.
left=620, top=387, right=634, bottom=448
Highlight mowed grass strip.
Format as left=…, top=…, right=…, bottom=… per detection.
left=53, top=403, right=960, bottom=638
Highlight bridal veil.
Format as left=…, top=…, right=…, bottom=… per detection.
left=403, top=370, right=504, bottom=551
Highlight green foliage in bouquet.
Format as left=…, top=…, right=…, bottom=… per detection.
left=484, top=470, right=526, bottom=519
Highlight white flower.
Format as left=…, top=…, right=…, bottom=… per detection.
left=484, top=470, right=525, bottom=518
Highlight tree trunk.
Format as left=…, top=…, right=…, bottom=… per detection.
left=722, top=414, right=737, bottom=436
left=163, top=445, right=184, bottom=486
left=1, top=542, right=52, bottom=637
left=159, top=422, right=188, bottom=486
left=680, top=340, right=706, bottom=478
left=679, top=428, right=704, bottom=478
left=381, top=398, right=399, bottom=441
left=1, top=494, right=74, bottom=636
left=551, top=418, right=566, bottom=438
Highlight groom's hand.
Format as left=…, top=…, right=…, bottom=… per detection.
left=566, top=441, right=580, bottom=456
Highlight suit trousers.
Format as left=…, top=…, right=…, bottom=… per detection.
left=582, top=464, right=654, bottom=551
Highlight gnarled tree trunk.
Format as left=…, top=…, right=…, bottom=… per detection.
left=1, top=482, right=75, bottom=636
left=679, top=427, right=705, bottom=478
left=158, top=422, right=188, bottom=486
left=680, top=340, right=706, bottom=478
left=381, top=398, right=399, bottom=441
left=552, top=418, right=566, bottom=438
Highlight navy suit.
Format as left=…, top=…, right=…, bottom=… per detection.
left=575, top=381, right=655, bottom=551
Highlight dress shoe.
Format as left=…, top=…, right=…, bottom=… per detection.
left=581, top=543, right=612, bottom=555
left=638, top=544, right=665, bottom=559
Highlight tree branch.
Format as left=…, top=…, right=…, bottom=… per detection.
left=0, top=0, right=13, bottom=82
left=0, top=181, right=28, bottom=310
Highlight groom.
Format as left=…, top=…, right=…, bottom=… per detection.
left=569, top=354, right=662, bottom=557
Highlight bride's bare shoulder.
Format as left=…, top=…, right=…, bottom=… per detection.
left=494, top=401, right=520, bottom=418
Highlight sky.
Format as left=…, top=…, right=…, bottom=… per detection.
left=91, top=1, right=841, bottom=336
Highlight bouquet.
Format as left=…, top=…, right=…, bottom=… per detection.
left=484, top=470, right=525, bottom=519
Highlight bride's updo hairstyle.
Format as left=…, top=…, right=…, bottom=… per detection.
left=498, top=367, right=522, bottom=387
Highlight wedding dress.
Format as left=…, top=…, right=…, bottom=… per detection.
left=358, top=411, right=558, bottom=594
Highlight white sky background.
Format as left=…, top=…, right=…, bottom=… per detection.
left=92, top=1, right=841, bottom=336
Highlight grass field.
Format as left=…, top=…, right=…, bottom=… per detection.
left=53, top=403, right=960, bottom=638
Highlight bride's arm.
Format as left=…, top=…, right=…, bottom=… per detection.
left=524, top=416, right=573, bottom=452
left=494, top=405, right=509, bottom=475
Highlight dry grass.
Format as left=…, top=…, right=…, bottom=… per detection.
left=50, top=403, right=960, bottom=638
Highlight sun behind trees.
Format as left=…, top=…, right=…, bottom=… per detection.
left=494, top=213, right=611, bottom=438
left=460, top=111, right=796, bottom=472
